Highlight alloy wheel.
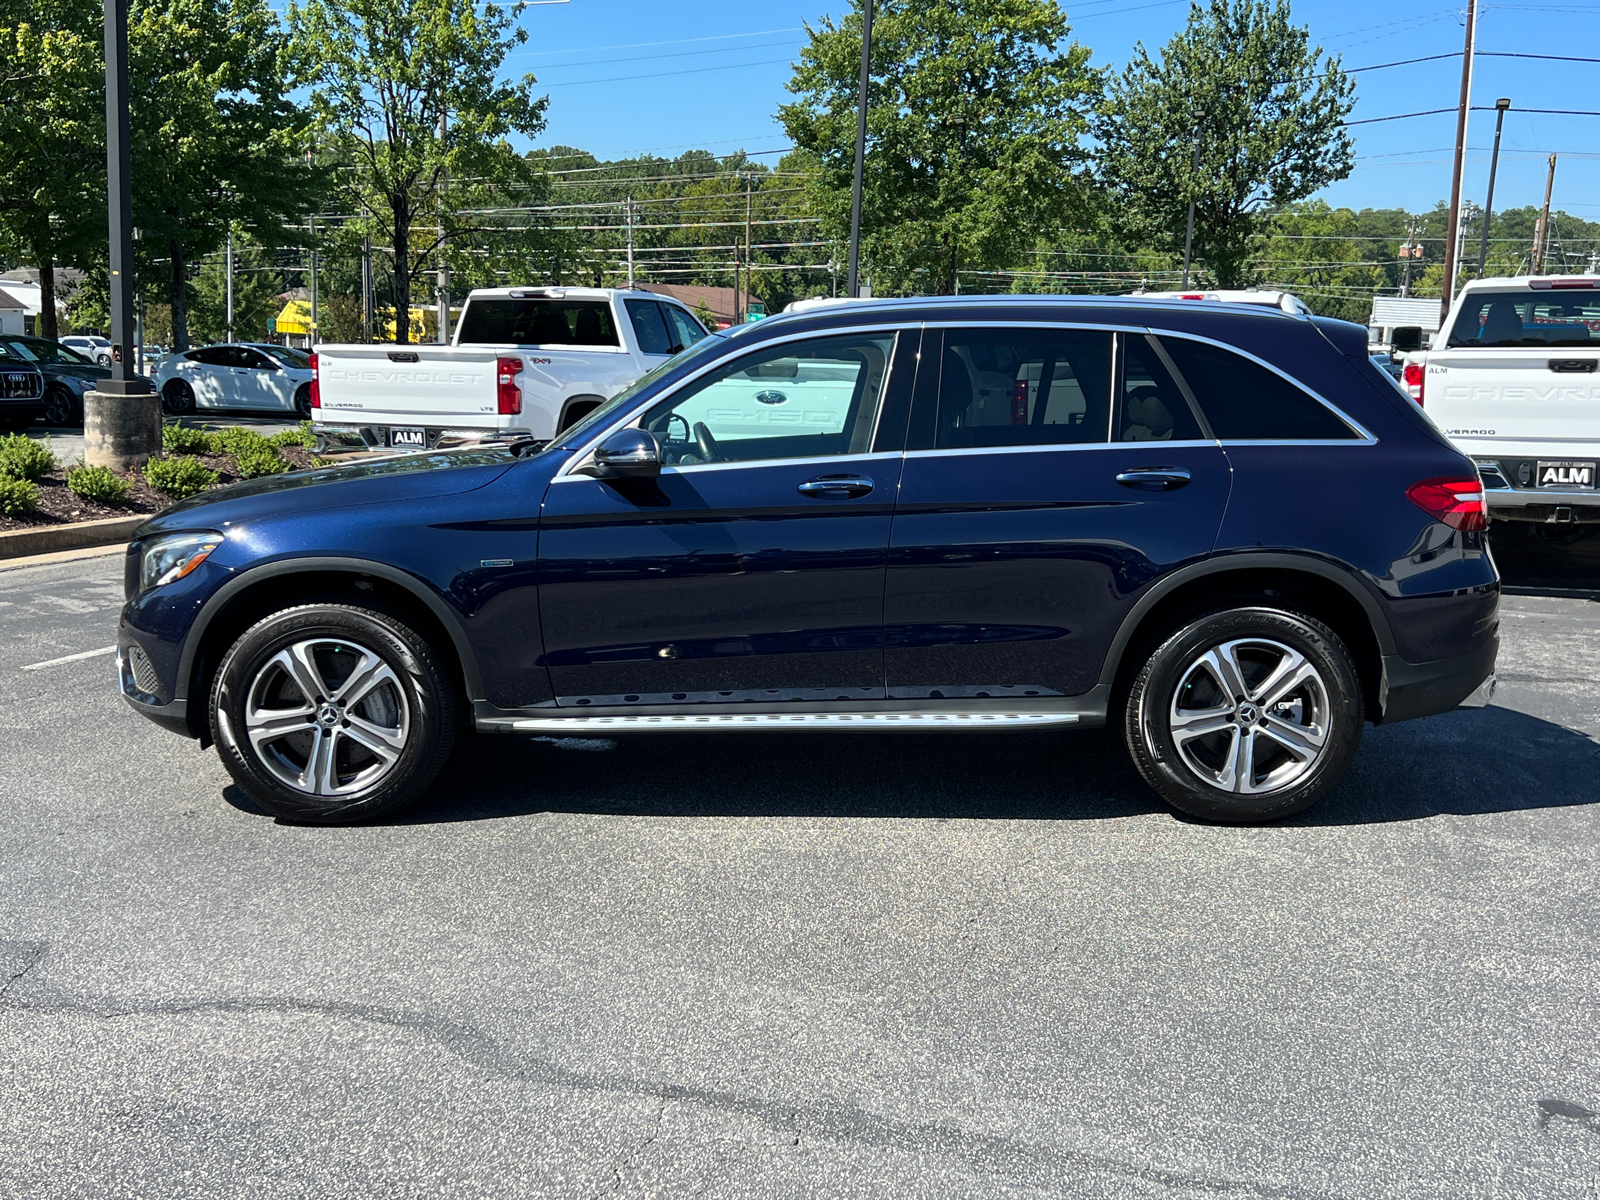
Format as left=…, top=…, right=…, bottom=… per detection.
left=1167, top=637, right=1331, bottom=795
left=243, top=638, right=410, bottom=797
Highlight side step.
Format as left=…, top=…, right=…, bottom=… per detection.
left=481, top=711, right=1080, bottom=734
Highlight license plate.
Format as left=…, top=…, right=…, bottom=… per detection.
left=388, top=426, right=427, bottom=449
left=1536, top=460, right=1596, bottom=489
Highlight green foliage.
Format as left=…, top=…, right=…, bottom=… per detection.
left=209, top=426, right=269, bottom=458
left=232, top=443, right=290, bottom=478
left=144, top=455, right=220, bottom=499
left=1096, top=0, right=1356, bottom=288
left=65, top=462, right=132, bottom=505
left=162, top=422, right=219, bottom=456
left=0, top=433, right=60, bottom=482
left=0, top=475, right=38, bottom=516
left=268, top=422, right=317, bottom=449
left=781, top=0, right=1099, bottom=296
left=291, top=0, right=549, bottom=342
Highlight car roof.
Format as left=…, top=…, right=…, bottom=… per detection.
left=1459, top=274, right=1600, bottom=291
left=757, top=292, right=1307, bottom=332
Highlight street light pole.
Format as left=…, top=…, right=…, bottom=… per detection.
left=1181, top=120, right=1202, bottom=289
left=846, top=0, right=872, bottom=298
left=1476, top=98, right=1511, bottom=278
left=84, top=0, right=158, bottom=472
left=1439, top=0, right=1478, bottom=324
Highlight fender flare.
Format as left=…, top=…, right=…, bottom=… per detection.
left=1096, top=551, right=1398, bottom=689
left=175, top=556, right=485, bottom=704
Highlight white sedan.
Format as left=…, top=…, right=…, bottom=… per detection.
left=157, top=343, right=316, bottom=418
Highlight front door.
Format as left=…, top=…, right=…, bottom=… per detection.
left=537, top=328, right=917, bottom=707
left=884, top=327, right=1232, bottom=701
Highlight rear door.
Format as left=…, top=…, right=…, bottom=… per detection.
left=884, top=326, right=1232, bottom=701
left=184, top=347, right=233, bottom=407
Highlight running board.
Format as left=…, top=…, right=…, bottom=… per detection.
left=480, top=711, right=1080, bottom=734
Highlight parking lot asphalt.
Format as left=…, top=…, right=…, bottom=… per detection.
left=1, top=536, right=1597, bottom=1199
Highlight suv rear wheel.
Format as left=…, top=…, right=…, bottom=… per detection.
left=209, top=604, right=456, bottom=823
left=1124, top=606, right=1363, bottom=823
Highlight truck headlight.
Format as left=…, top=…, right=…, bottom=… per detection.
left=140, top=531, right=222, bottom=592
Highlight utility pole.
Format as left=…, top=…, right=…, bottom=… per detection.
left=84, top=0, right=156, bottom=472
left=437, top=110, right=450, bottom=344
left=1532, top=153, right=1558, bottom=274
left=734, top=238, right=743, bottom=323
left=744, top=173, right=754, bottom=319
left=361, top=235, right=374, bottom=343
left=225, top=225, right=235, bottom=344
left=846, top=0, right=873, bottom=297
left=1400, top=215, right=1420, bottom=298
left=1181, top=121, right=1203, bottom=289
left=1476, top=98, right=1511, bottom=278
left=1440, top=0, right=1478, bottom=323
left=625, top=196, right=635, bottom=289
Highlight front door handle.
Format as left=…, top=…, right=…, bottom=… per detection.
left=798, top=474, right=875, bottom=499
left=1115, top=466, right=1192, bottom=492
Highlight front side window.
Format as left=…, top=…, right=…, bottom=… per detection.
left=456, top=298, right=620, bottom=347
left=1446, top=289, right=1600, bottom=348
left=1120, top=336, right=1203, bottom=442
left=234, top=348, right=274, bottom=370
left=626, top=299, right=674, bottom=356
left=935, top=329, right=1111, bottom=449
left=1158, top=337, right=1358, bottom=441
left=641, top=332, right=895, bottom=466
left=4, top=340, right=39, bottom=362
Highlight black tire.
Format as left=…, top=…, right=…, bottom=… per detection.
left=42, top=385, right=80, bottom=427
left=161, top=379, right=195, bottom=416
left=1123, top=606, right=1363, bottom=823
left=209, top=604, right=457, bottom=823
left=293, top=384, right=313, bottom=419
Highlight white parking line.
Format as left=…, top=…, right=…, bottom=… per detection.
left=20, top=645, right=117, bottom=671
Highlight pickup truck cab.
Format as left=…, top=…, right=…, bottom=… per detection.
left=312, top=287, right=709, bottom=452
left=1405, top=276, right=1600, bottom=523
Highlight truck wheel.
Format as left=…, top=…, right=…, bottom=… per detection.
left=209, top=603, right=456, bottom=824
left=1123, top=606, right=1363, bottom=823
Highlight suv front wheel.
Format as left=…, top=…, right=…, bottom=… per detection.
left=1124, top=606, right=1363, bottom=823
left=210, top=604, right=456, bottom=823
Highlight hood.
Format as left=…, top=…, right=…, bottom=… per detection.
left=135, top=446, right=522, bottom=538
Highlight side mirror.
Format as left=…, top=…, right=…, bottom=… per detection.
left=582, top=427, right=661, bottom=479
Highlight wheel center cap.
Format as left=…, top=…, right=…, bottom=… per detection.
left=1235, top=702, right=1260, bottom=724
left=317, top=703, right=342, bottom=727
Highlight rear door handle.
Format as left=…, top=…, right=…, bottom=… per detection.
left=1115, top=466, right=1192, bottom=492
left=798, top=475, right=875, bottom=499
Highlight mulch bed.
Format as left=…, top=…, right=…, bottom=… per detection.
left=0, top=445, right=318, bottom=532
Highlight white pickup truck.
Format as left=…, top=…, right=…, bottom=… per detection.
left=1403, top=275, right=1600, bottom=524
left=311, top=287, right=710, bottom=451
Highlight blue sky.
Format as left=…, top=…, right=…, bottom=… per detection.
left=508, top=0, right=1600, bottom=220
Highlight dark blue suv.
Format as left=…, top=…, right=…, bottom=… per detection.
left=118, top=296, right=1498, bottom=824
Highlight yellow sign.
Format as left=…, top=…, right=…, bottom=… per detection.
left=274, top=300, right=315, bottom=336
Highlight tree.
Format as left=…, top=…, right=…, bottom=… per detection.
left=780, top=0, right=1099, bottom=296
left=291, top=0, right=548, bottom=343
left=0, top=0, right=104, bottom=339
left=130, top=0, right=322, bottom=349
left=1096, top=0, right=1355, bottom=288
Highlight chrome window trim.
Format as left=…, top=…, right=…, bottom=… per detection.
left=1146, top=328, right=1378, bottom=445
left=904, top=440, right=1220, bottom=461
left=555, top=322, right=915, bottom=479
left=551, top=450, right=902, bottom=483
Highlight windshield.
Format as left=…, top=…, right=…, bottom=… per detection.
left=1447, top=289, right=1600, bottom=348
left=556, top=333, right=730, bottom=447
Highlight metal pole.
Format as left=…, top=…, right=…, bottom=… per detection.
left=437, top=110, right=449, bottom=343
left=1440, top=0, right=1478, bottom=323
left=625, top=196, right=635, bottom=288
left=225, top=225, right=234, bottom=344
left=309, top=225, right=319, bottom=348
left=361, top=235, right=373, bottom=343
left=1181, top=133, right=1201, bottom=289
left=1532, top=153, right=1557, bottom=274
left=1476, top=98, right=1510, bottom=278
left=102, top=0, right=142, bottom=390
left=745, top=174, right=753, bottom=318
left=846, top=0, right=872, bottom=298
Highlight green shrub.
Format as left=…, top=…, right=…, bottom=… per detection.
left=211, top=426, right=271, bottom=458
left=144, top=455, right=219, bottom=500
left=0, top=475, right=38, bottom=516
left=0, top=433, right=59, bottom=482
left=162, top=422, right=218, bottom=456
left=66, top=462, right=131, bottom=505
left=268, top=421, right=316, bottom=449
left=231, top=442, right=289, bottom=478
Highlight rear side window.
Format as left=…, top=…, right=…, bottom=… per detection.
left=187, top=347, right=233, bottom=366
left=456, top=299, right=619, bottom=347
left=935, top=329, right=1111, bottom=449
left=1446, top=289, right=1600, bottom=348
left=1120, top=336, right=1203, bottom=442
left=1159, top=337, right=1357, bottom=441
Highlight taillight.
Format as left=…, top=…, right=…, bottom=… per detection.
left=1407, top=477, right=1486, bottom=532
left=308, top=352, right=320, bottom=408
left=497, top=356, right=522, bottom=415
left=1402, top=361, right=1425, bottom=405
left=1012, top=380, right=1029, bottom=425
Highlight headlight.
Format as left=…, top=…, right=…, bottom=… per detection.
left=140, top=532, right=222, bottom=592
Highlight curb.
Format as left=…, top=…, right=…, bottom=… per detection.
left=0, top=515, right=145, bottom=562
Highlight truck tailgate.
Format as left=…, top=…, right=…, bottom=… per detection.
left=1426, top=349, right=1600, bottom=444
left=316, top=346, right=498, bottom=420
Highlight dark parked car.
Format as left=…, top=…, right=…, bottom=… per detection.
left=118, top=296, right=1499, bottom=825
left=0, top=340, right=45, bottom=429
left=2, top=335, right=109, bottom=426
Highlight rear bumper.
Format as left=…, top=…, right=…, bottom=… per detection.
left=1474, top=455, right=1600, bottom=522
left=1379, top=632, right=1499, bottom=724
left=314, top=421, right=533, bottom=453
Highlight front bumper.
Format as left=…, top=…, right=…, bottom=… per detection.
left=117, top=644, right=193, bottom=738
left=1379, top=632, right=1499, bottom=724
